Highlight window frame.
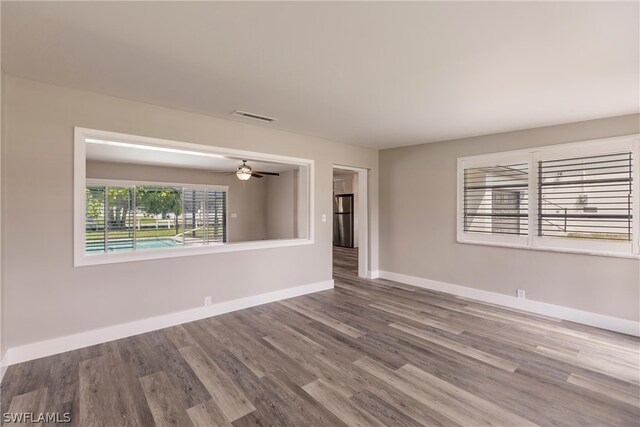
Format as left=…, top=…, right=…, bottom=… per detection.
left=457, top=134, right=640, bottom=259
left=74, top=127, right=315, bottom=267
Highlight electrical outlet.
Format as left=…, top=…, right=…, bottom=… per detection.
left=204, top=296, right=212, bottom=306
left=516, top=289, right=526, bottom=299
left=322, top=214, right=327, bottom=222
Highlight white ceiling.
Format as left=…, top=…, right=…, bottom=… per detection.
left=2, top=2, right=638, bottom=149
left=86, top=140, right=296, bottom=173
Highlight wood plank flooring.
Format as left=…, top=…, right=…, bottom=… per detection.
left=2, top=246, right=639, bottom=426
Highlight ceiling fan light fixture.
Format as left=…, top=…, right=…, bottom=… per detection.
left=236, top=161, right=252, bottom=180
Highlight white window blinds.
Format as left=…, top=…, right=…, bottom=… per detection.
left=463, top=162, right=529, bottom=236
left=538, top=152, right=633, bottom=242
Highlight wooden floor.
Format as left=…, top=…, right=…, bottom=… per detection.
left=2, top=247, right=639, bottom=426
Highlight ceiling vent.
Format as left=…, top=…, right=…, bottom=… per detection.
left=231, top=110, right=277, bottom=123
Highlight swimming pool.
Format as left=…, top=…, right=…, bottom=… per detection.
left=86, top=238, right=179, bottom=253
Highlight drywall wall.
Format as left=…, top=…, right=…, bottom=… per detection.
left=0, top=65, right=4, bottom=362
left=265, top=171, right=296, bottom=240
left=380, top=114, right=640, bottom=321
left=3, top=75, right=379, bottom=349
left=86, top=161, right=271, bottom=242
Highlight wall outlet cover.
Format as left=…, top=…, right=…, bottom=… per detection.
left=516, top=289, right=526, bottom=299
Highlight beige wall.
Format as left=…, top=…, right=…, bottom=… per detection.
left=265, top=170, right=296, bottom=240
left=380, top=114, right=640, bottom=321
left=1, top=64, right=4, bottom=360
left=86, top=161, right=273, bottom=242
left=3, top=75, right=379, bottom=349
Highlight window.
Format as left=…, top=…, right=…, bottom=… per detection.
left=538, top=152, right=632, bottom=242
left=458, top=135, right=640, bottom=258
left=85, top=181, right=227, bottom=255
left=463, top=161, right=529, bottom=236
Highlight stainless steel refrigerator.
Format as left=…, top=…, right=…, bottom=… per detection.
left=333, top=194, right=354, bottom=248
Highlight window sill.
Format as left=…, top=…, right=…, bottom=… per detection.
left=457, top=238, right=640, bottom=260
left=75, top=238, right=314, bottom=267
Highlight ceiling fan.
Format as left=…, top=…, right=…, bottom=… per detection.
left=209, top=160, right=280, bottom=181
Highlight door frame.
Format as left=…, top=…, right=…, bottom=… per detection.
left=333, top=165, right=369, bottom=278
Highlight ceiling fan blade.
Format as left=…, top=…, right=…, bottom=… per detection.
left=208, top=170, right=234, bottom=175
left=255, top=171, right=280, bottom=176
left=251, top=172, right=264, bottom=178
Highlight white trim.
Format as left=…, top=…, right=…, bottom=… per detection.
left=632, top=137, right=640, bottom=255
left=368, top=270, right=380, bottom=279
left=75, top=127, right=315, bottom=267
left=80, top=127, right=314, bottom=166
left=457, top=134, right=640, bottom=258
left=333, top=164, right=369, bottom=279
left=458, top=134, right=638, bottom=163
left=378, top=271, right=640, bottom=337
left=1, top=279, right=334, bottom=367
left=80, top=239, right=315, bottom=266
left=309, top=160, right=316, bottom=244
left=457, top=239, right=639, bottom=260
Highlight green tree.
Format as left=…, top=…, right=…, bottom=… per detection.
left=86, top=187, right=104, bottom=222
left=107, top=188, right=133, bottom=230
left=136, top=187, right=183, bottom=232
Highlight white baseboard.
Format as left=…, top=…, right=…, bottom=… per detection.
left=1, top=279, right=334, bottom=368
left=368, top=270, right=380, bottom=279
left=378, top=271, right=639, bottom=337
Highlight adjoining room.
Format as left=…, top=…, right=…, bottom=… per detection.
left=0, top=2, right=638, bottom=426
left=333, top=166, right=369, bottom=281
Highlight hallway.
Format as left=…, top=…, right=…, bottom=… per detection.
left=332, top=246, right=358, bottom=280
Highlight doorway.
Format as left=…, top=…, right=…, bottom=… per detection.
left=332, top=165, right=368, bottom=279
